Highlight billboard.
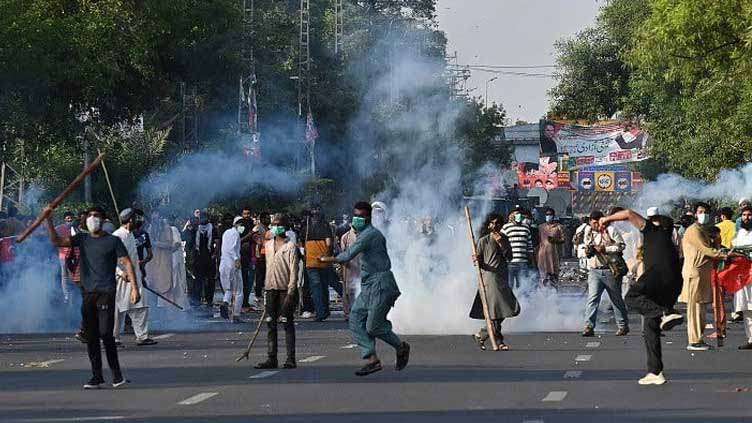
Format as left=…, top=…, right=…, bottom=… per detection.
left=542, top=120, right=650, bottom=166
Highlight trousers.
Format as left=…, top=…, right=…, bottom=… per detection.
left=265, top=289, right=296, bottom=360
left=625, top=288, right=666, bottom=375
left=686, top=301, right=707, bottom=344
left=82, top=291, right=122, bottom=382
left=114, top=307, right=150, bottom=342
left=585, top=269, right=629, bottom=329
left=349, top=272, right=402, bottom=359
left=307, top=267, right=342, bottom=320
left=220, top=264, right=243, bottom=318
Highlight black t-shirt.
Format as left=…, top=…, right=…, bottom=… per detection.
left=134, top=229, right=152, bottom=261
left=641, top=217, right=680, bottom=271
left=71, top=233, right=128, bottom=293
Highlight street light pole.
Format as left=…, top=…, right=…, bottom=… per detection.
left=485, top=76, right=498, bottom=109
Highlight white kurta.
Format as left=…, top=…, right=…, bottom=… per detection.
left=219, top=228, right=242, bottom=317
left=733, top=227, right=752, bottom=312
left=168, top=226, right=189, bottom=310
left=113, top=227, right=147, bottom=311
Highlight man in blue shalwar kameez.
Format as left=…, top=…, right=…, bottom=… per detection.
left=321, top=201, right=410, bottom=376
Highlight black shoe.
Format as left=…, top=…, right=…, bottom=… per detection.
left=355, top=361, right=383, bottom=376
left=219, top=302, right=229, bottom=319
left=615, top=327, right=630, bottom=336
left=254, top=359, right=278, bottom=369
left=472, top=334, right=487, bottom=351
left=731, top=312, right=744, bottom=323
left=74, top=331, right=87, bottom=344
left=136, top=338, right=158, bottom=346
left=83, top=377, right=104, bottom=390
left=660, top=312, right=684, bottom=331
left=283, top=359, right=297, bottom=369
left=581, top=326, right=595, bottom=337
left=738, top=343, right=752, bottom=350
left=396, top=342, right=410, bottom=371
left=112, top=377, right=128, bottom=388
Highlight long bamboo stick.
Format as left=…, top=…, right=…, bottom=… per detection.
left=97, top=149, right=120, bottom=224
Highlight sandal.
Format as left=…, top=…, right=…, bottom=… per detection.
left=472, top=334, right=486, bottom=351
left=497, top=343, right=510, bottom=351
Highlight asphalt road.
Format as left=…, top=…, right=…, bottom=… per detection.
left=2, top=309, right=752, bottom=423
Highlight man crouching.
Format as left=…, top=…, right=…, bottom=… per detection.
left=255, top=214, right=299, bottom=370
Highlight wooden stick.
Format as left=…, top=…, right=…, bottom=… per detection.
left=464, top=206, right=500, bottom=351
left=236, top=309, right=267, bottom=362
left=16, top=153, right=105, bottom=243
left=97, top=149, right=120, bottom=224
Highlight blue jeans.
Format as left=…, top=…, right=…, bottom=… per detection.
left=584, top=268, right=629, bottom=329
left=508, top=262, right=528, bottom=289
left=307, top=267, right=342, bottom=320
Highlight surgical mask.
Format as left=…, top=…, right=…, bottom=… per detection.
left=545, top=215, right=554, bottom=223
left=270, top=225, right=286, bottom=237
left=86, top=216, right=102, bottom=232
left=696, top=213, right=709, bottom=225
left=514, top=214, right=523, bottom=223
left=352, top=216, right=367, bottom=231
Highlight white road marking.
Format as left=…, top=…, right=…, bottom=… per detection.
left=178, top=392, right=219, bottom=405
left=299, top=355, right=326, bottom=363
left=563, top=370, right=583, bottom=379
left=8, top=417, right=125, bottom=422
left=27, top=359, right=65, bottom=368
left=542, top=391, right=568, bottom=402
left=585, top=341, right=600, bottom=348
left=341, top=344, right=358, bottom=349
left=522, top=420, right=544, bottom=423
left=153, top=333, right=175, bottom=340
left=575, top=354, right=592, bottom=362
left=249, top=370, right=279, bottom=379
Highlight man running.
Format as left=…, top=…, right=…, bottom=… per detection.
left=46, top=206, right=140, bottom=389
left=320, top=202, right=410, bottom=376
left=600, top=207, right=684, bottom=385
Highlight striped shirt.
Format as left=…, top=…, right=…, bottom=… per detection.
left=502, top=223, right=533, bottom=263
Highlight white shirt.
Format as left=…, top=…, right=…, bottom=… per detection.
left=733, top=227, right=752, bottom=248
left=220, top=227, right=241, bottom=265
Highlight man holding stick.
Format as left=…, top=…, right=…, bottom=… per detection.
left=320, top=202, right=410, bottom=376
left=46, top=206, right=140, bottom=389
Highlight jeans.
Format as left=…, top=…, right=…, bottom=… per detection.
left=265, top=290, right=296, bottom=361
left=625, top=288, right=667, bottom=374
left=242, top=265, right=255, bottom=307
left=307, top=267, right=342, bottom=320
left=508, top=262, right=528, bottom=289
left=584, top=268, right=629, bottom=329
left=82, top=291, right=122, bottom=382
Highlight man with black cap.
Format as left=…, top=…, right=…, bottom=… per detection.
left=601, top=207, right=684, bottom=385
left=113, top=208, right=157, bottom=346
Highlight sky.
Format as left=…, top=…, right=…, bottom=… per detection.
left=437, top=0, right=602, bottom=123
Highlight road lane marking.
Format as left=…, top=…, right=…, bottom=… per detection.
left=542, top=391, right=567, bottom=402
left=341, top=344, right=358, bottom=349
left=153, top=333, right=175, bottom=340
left=9, top=417, right=125, bottom=422
left=299, top=355, right=326, bottom=363
left=585, top=342, right=600, bottom=348
left=523, top=420, right=544, bottom=423
left=27, top=359, right=65, bottom=368
left=563, top=370, right=582, bottom=379
left=178, top=392, right=219, bottom=405
left=249, top=370, right=279, bottom=379
left=575, top=354, right=592, bottom=362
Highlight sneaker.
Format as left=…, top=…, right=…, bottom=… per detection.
left=731, top=312, right=744, bottom=323
left=283, top=359, right=297, bottom=369
left=738, top=342, right=752, bottom=350
left=615, top=327, right=630, bottom=336
left=112, top=378, right=127, bottom=388
left=254, top=359, right=278, bottom=369
left=355, top=361, right=383, bottom=376
left=219, top=302, right=229, bottom=319
left=395, top=342, right=410, bottom=371
left=136, top=338, right=158, bottom=346
left=660, top=312, right=684, bottom=331
left=686, top=342, right=711, bottom=351
left=301, top=311, right=314, bottom=319
left=74, top=331, right=87, bottom=344
left=83, top=378, right=104, bottom=390
left=638, top=372, right=667, bottom=385
left=581, top=326, right=595, bottom=337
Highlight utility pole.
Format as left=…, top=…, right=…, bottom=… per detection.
left=298, top=0, right=314, bottom=176
left=485, top=76, right=498, bottom=109
left=334, top=0, right=344, bottom=56
left=83, top=129, right=92, bottom=204
left=238, top=0, right=259, bottom=159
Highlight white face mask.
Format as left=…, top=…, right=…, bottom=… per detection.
left=86, top=216, right=102, bottom=232
left=545, top=215, right=554, bottom=223
left=696, top=213, right=708, bottom=225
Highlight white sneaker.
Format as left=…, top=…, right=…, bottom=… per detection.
left=686, top=342, right=711, bottom=351
left=638, top=372, right=667, bottom=385
left=660, top=313, right=684, bottom=331
left=301, top=311, right=314, bottom=319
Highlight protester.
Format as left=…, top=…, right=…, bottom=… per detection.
left=219, top=216, right=244, bottom=322
left=193, top=212, right=215, bottom=306
left=146, top=212, right=176, bottom=309
left=537, top=208, right=565, bottom=289
left=252, top=212, right=270, bottom=311
left=680, top=202, right=727, bottom=351
left=238, top=206, right=256, bottom=312
left=340, top=225, right=360, bottom=320
left=304, top=206, right=342, bottom=321
left=168, top=221, right=189, bottom=310
left=56, top=212, right=76, bottom=303
left=254, top=214, right=299, bottom=370
left=113, top=209, right=157, bottom=347
left=581, top=210, right=630, bottom=337
left=573, top=216, right=589, bottom=270
left=133, top=210, right=153, bottom=280
left=321, top=201, right=410, bottom=377
left=716, top=207, right=736, bottom=249
left=46, top=206, right=139, bottom=389
left=601, top=207, right=684, bottom=385
left=732, top=206, right=752, bottom=350
left=502, top=208, right=534, bottom=289
left=470, top=213, right=519, bottom=351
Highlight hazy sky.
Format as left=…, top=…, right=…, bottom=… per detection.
left=437, top=0, right=602, bottom=123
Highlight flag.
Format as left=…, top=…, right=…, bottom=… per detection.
left=247, top=78, right=257, bottom=133
left=717, top=256, right=752, bottom=293
left=305, top=111, right=318, bottom=144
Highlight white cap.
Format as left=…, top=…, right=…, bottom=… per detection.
left=646, top=207, right=659, bottom=217
left=233, top=216, right=243, bottom=225
left=740, top=197, right=750, bottom=206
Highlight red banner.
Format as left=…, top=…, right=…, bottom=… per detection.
left=717, top=257, right=752, bottom=293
